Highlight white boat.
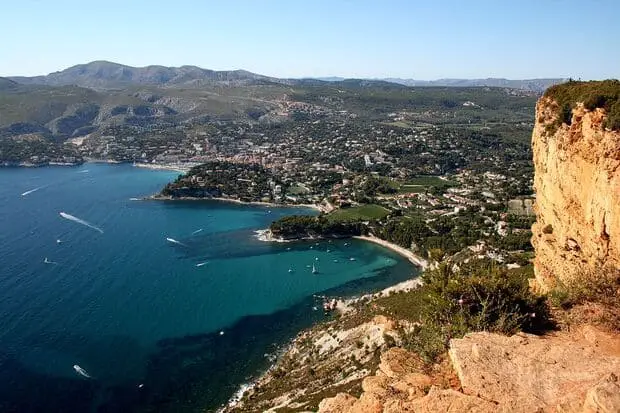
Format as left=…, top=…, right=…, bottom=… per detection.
left=73, top=364, right=91, bottom=379
left=288, top=268, right=293, bottom=273
left=312, top=263, right=318, bottom=274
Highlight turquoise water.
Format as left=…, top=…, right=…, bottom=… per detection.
left=0, top=164, right=418, bottom=412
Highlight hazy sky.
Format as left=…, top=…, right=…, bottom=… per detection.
left=2, top=0, right=618, bottom=79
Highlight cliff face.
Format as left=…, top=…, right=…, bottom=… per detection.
left=532, top=96, right=620, bottom=291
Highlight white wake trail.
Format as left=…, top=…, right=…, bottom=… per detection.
left=59, top=212, right=104, bottom=234
left=166, top=237, right=187, bottom=247
left=21, top=186, right=43, bottom=196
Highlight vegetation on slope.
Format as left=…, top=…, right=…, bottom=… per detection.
left=269, top=215, right=366, bottom=239
left=376, top=259, right=552, bottom=362
left=550, top=266, right=620, bottom=331
left=544, top=79, right=620, bottom=132
left=161, top=161, right=282, bottom=201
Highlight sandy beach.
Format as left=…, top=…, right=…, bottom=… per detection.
left=354, top=235, right=428, bottom=269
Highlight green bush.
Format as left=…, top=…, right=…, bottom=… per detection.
left=395, top=260, right=551, bottom=362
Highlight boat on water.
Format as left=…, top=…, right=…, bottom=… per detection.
left=73, top=364, right=91, bottom=379
left=312, top=263, right=318, bottom=274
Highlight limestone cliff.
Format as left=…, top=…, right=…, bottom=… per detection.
left=531, top=83, right=620, bottom=291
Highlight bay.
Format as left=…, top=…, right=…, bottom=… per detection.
left=0, top=164, right=418, bottom=412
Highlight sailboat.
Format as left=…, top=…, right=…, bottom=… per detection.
left=312, top=263, right=318, bottom=274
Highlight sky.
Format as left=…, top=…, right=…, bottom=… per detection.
left=2, top=0, right=619, bottom=80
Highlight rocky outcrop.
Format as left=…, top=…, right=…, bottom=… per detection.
left=318, top=326, right=620, bottom=413
left=531, top=94, right=620, bottom=291
left=317, top=347, right=482, bottom=413
left=449, top=325, right=620, bottom=412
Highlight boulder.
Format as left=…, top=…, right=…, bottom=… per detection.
left=317, top=393, right=356, bottom=413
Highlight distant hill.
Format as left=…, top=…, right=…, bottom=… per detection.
left=313, top=76, right=565, bottom=92
left=8, top=61, right=282, bottom=89
left=381, top=78, right=566, bottom=92
left=0, top=77, right=18, bottom=91
left=8, top=61, right=565, bottom=93
left=1, top=61, right=543, bottom=145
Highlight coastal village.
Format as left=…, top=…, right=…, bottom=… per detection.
left=77, top=89, right=536, bottom=271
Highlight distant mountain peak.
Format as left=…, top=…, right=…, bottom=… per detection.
left=8, top=61, right=275, bottom=89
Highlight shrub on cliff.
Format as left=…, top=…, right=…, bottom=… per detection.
left=544, top=79, right=620, bottom=133
left=549, top=266, right=620, bottom=330
left=382, top=259, right=552, bottom=362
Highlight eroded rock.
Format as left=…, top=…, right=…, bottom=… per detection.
left=449, top=327, right=620, bottom=412
left=532, top=98, right=620, bottom=291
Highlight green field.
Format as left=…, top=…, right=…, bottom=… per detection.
left=327, top=204, right=390, bottom=222
left=287, top=184, right=310, bottom=195
left=397, top=175, right=458, bottom=194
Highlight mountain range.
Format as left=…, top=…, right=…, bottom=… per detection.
left=6, top=61, right=564, bottom=92
left=7, top=61, right=281, bottom=89
left=0, top=60, right=556, bottom=147
left=317, top=77, right=566, bottom=92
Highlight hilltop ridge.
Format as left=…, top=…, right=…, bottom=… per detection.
left=7, top=61, right=564, bottom=92
left=7, top=60, right=280, bottom=89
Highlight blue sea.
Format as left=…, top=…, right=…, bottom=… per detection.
left=0, top=164, right=418, bottom=413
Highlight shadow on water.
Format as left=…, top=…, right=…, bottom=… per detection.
left=0, top=350, right=97, bottom=413
left=0, top=333, right=149, bottom=413
left=117, top=264, right=416, bottom=413
left=0, top=263, right=418, bottom=413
